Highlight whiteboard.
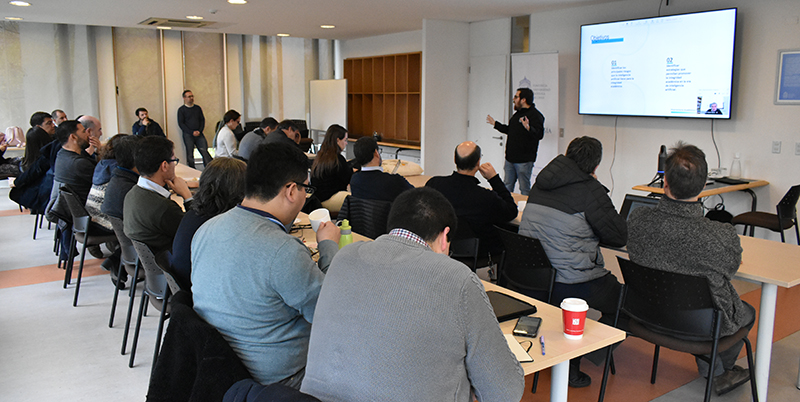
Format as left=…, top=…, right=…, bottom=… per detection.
left=309, top=79, right=347, bottom=131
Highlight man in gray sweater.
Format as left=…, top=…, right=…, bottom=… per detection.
left=301, top=188, right=524, bottom=402
left=627, top=142, right=755, bottom=396
left=191, top=142, right=340, bottom=389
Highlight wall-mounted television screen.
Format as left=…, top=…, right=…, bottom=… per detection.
left=579, top=8, right=737, bottom=119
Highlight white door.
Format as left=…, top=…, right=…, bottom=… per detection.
left=468, top=55, right=509, bottom=186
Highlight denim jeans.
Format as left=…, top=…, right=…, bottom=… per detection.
left=503, top=160, right=534, bottom=195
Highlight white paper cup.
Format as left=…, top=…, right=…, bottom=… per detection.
left=308, top=208, right=331, bottom=232
left=561, top=298, right=589, bottom=340
left=517, top=200, right=526, bottom=213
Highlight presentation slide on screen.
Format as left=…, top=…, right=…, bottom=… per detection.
left=579, top=9, right=736, bottom=118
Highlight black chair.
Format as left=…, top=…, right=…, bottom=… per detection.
left=338, top=195, right=392, bottom=240
left=60, top=188, right=117, bottom=307
left=449, top=217, right=492, bottom=272
left=129, top=240, right=171, bottom=372
left=107, top=216, right=140, bottom=330
left=494, top=226, right=556, bottom=393
left=731, top=185, right=800, bottom=244
left=598, top=257, right=758, bottom=402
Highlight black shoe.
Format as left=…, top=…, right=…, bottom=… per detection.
left=100, top=258, right=114, bottom=271
left=714, top=365, right=750, bottom=396
left=569, top=370, right=592, bottom=388
left=87, top=245, right=104, bottom=259
left=111, top=275, right=127, bottom=290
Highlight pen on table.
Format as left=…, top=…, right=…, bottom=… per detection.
left=539, top=335, right=546, bottom=355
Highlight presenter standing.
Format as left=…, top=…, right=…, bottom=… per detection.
left=177, top=90, right=213, bottom=169
left=487, top=87, right=544, bottom=195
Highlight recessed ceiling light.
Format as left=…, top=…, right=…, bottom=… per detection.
left=9, top=1, right=30, bottom=6
left=156, top=26, right=172, bottom=30
left=277, top=33, right=290, bottom=37
left=320, top=25, right=335, bottom=29
left=227, top=0, right=247, bottom=4
left=5, top=16, right=23, bottom=20
left=186, top=15, right=203, bottom=20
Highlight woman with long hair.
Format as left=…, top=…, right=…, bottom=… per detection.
left=310, top=124, right=352, bottom=212
left=171, top=157, right=247, bottom=289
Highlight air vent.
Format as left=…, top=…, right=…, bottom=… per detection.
left=139, top=17, right=216, bottom=29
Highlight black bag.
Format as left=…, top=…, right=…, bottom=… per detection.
left=705, top=203, right=733, bottom=224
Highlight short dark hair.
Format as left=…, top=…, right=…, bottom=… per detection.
left=182, top=90, right=192, bottom=98
left=56, top=120, right=80, bottom=145
left=517, top=87, right=534, bottom=106
left=454, top=143, right=481, bottom=171
left=114, top=135, right=142, bottom=170
left=99, top=134, right=128, bottom=160
left=51, top=109, right=65, bottom=120
left=275, top=119, right=299, bottom=133
left=223, top=110, right=241, bottom=124
left=30, top=111, right=51, bottom=127
left=565, top=136, right=602, bottom=175
left=387, top=188, right=458, bottom=243
left=260, top=117, right=279, bottom=130
left=193, top=157, right=247, bottom=217
left=135, top=107, right=147, bottom=117
left=135, top=136, right=174, bottom=177
left=665, top=142, right=708, bottom=200
left=354, top=136, right=378, bottom=166
left=245, top=142, right=308, bottom=202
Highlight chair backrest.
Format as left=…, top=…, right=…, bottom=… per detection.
left=108, top=216, right=138, bottom=276
left=616, top=257, right=718, bottom=338
left=338, top=195, right=392, bottom=240
left=154, top=250, right=185, bottom=295
left=776, top=184, right=800, bottom=222
left=60, top=188, right=91, bottom=234
left=449, top=217, right=480, bottom=271
left=494, top=226, right=555, bottom=302
left=131, top=239, right=169, bottom=301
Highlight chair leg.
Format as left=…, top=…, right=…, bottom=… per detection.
left=780, top=229, right=786, bottom=243
left=108, top=262, right=125, bottom=327
left=651, top=345, right=660, bottom=384
left=151, top=292, right=171, bottom=376
left=73, top=241, right=89, bottom=307
left=743, top=338, right=758, bottom=402
left=610, top=353, right=616, bottom=375
left=62, top=232, right=76, bottom=289
left=704, top=349, right=720, bottom=402
left=129, top=292, right=149, bottom=368
left=598, top=344, right=615, bottom=402
left=121, top=262, right=141, bottom=355
left=33, top=214, right=39, bottom=240
left=531, top=372, right=539, bottom=393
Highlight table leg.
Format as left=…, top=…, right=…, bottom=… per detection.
left=744, top=189, right=757, bottom=212
left=551, top=360, right=569, bottom=402
left=756, top=283, right=778, bottom=402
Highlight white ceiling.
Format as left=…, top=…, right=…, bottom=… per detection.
left=2, top=0, right=622, bottom=40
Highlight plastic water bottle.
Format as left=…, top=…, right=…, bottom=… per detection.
left=729, top=153, right=742, bottom=179
left=339, top=219, right=353, bottom=249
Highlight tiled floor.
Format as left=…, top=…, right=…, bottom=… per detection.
left=1, top=183, right=799, bottom=401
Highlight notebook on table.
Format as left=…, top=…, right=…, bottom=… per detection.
left=486, top=291, right=537, bottom=322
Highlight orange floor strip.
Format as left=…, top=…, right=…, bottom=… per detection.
left=0, top=259, right=109, bottom=289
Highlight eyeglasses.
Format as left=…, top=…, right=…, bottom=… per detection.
left=292, top=181, right=316, bottom=198
left=167, top=158, right=180, bottom=164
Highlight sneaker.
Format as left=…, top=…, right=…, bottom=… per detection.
left=714, top=365, right=750, bottom=396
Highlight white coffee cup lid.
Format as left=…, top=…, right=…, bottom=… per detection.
left=561, top=298, right=589, bottom=312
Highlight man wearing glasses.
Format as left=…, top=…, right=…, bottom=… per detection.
left=123, top=136, right=193, bottom=254
left=192, top=142, right=340, bottom=389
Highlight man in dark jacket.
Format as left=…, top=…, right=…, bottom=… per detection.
left=132, top=107, right=165, bottom=137
left=486, top=87, right=544, bottom=195
left=238, top=117, right=278, bottom=161
left=102, top=135, right=142, bottom=219
left=426, top=141, right=518, bottom=257
left=518, top=136, right=627, bottom=388
left=350, top=136, right=412, bottom=202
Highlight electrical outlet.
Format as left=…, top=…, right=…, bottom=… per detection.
left=772, top=141, right=781, bottom=154
left=796, top=142, right=800, bottom=155
left=559, top=128, right=564, bottom=138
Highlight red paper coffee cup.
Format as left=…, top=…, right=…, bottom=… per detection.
left=561, top=298, right=589, bottom=340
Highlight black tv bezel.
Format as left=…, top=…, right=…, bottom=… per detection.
left=577, top=8, right=738, bottom=120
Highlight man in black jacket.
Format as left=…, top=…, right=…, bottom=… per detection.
left=486, top=87, right=544, bottom=196
left=426, top=141, right=517, bottom=257
left=350, top=137, right=412, bottom=202
left=132, top=108, right=165, bottom=137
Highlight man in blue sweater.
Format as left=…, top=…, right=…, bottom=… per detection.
left=191, top=142, right=340, bottom=388
left=177, top=90, right=213, bottom=168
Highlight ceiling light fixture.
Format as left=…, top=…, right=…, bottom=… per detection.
left=156, top=26, right=172, bottom=30
left=5, top=16, right=23, bottom=20
left=9, top=1, right=30, bottom=6
left=186, top=16, right=203, bottom=20
left=227, top=0, right=247, bottom=4
left=277, top=33, right=290, bottom=37
left=320, top=25, right=335, bottom=29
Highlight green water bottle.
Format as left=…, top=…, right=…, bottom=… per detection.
left=339, top=219, right=353, bottom=249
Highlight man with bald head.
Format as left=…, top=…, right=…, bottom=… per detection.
left=77, top=115, right=103, bottom=156
left=426, top=141, right=517, bottom=258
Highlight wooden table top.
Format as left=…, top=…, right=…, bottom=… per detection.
left=632, top=179, right=769, bottom=198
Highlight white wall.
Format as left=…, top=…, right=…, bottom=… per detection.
left=340, top=30, right=422, bottom=59
left=529, top=0, right=800, bottom=242
left=421, top=20, right=470, bottom=176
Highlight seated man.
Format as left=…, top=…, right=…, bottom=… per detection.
left=518, top=136, right=626, bottom=387
left=102, top=135, right=142, bottom=220
left=123, top=136, right=193, bottom=253
left=349, top=136, right=413, bottom=202
left=426, top=141, right=517, bottom=257
left=131, top=107, right=166, bottom=137
left=627, top=142, right=755, bottom=396
left=53, top=120, right=99, bottom=204
left=238, top=117, right=278, bottom=161
left=264, top=120, right=301, bottom=146
left=191, top=142, right=340, bottom=388
left=301, top=187, right=524, bottom=401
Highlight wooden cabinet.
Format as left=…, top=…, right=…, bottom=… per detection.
left=344, top=52, right=421, bottom=146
